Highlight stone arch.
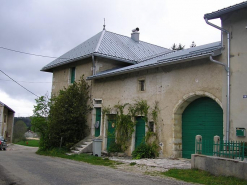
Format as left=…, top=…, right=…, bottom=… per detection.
left=172, top=91, right=222, bottom=158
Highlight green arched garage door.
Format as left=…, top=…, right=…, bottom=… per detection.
left=182, top=97, right=223, bottom=159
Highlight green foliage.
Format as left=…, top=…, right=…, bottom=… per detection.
left=130, top=162, right=136, bottom=166
left=14, top=117, right=31, bottom=129
left=13, top=120, right=27, bottom=143
left=32, top=76, right=91, bottom=150
left=15, top=139, right=40, bottom=147
left=102, top=106, right=111, bottom=128
left=129, top=99, right=149, bottom=122
left=162, top=169, right=247, bottom=185
left=132, top=142, right=158, bottom=159
left=107, top=99, right=160, bottom=155
left=48, top=76, right=91, bottom=149
left=145, top=131, right=157, bottom=142
left=31, top=94, right=51, bottom=150
left=107, top=142, right=122, bottom=153
left=151, top=101, right=159, bottom=125
left=114, top=103, right=135, bottom=151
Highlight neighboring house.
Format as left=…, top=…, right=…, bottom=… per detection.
left=42, top=2, right=247, bottom=158
left=0, top=101, right=15, bottom=143
left=25, top=130, right=39, bottom=139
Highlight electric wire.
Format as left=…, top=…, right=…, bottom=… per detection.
left=0, top=70, right=39, bottom=97
left=0, top=78, right=69, bottom=84
left=0, top=46, right=70, bottom=59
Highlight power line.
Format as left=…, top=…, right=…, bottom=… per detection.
left=0, top=79, right=52, bottom=83
left=0, top=46, right=70, bottom=59
left=0, top=70, right=39, bottom=97
left=0, top=78, right=69, bottom=84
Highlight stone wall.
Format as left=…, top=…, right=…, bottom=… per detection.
left=191, top=154, right=247, bottom=180
left=92, top=57, right=223, bottom=157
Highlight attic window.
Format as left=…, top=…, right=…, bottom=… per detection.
left=139, top=80, right=145, bottom=91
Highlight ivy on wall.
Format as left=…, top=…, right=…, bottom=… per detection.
left=103, top=99, right=160, bottom=156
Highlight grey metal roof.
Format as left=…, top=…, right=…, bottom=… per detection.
left=41, top=30, right=171, bottom=72
left=0, top=101, right=15, bottom=113
left=204, top=1, right=247, bottom=20
left=87, top=41, right=222, bottom=80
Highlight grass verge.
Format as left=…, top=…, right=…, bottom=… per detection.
left=15, top=140, right=40, bottom=147
left=36, top=148, right=122, bottom=167
left=162, top=169, right=247, bottom=185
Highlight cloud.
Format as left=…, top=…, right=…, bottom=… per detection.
left=0, top=0, right=243, bottom=116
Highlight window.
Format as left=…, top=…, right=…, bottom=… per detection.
left=70, top=67, right=76, bottom=83
left=4, top=115, right=7, bottom=123
left=139, top=80, right=145, bottom=91
left=149, top=121, right=154, bottom=132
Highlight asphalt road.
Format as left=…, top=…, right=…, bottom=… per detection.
left=0, top=145, right=191, bottom=185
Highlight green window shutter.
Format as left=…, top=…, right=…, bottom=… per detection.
left=71, top=67, right=75, bottom=83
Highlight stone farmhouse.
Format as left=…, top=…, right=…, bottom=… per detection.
left=42, top=2, right=247, bottom=158
left=0, top=101, right=15, bottom=143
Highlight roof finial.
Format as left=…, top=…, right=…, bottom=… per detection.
left=103, top=18, right=106, bottom=30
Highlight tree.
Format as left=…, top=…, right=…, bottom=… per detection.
left=48, top=76, right=91, bottom=148
left=171, top=43, right=185, bottom=51
left=13, top=120, right=27, bottom=142
left=32, top=77, right=91, bottom=150
left=31, top=94, right=51, bottom=150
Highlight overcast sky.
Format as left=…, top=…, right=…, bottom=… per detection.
left=0, top=0, right=243, bottom=117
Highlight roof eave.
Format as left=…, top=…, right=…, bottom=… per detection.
left=40, top=54, right=92, bottom=72
left=204, top=1, right=247, bottom=20
left=87, top=52, right=221, bottom=80
left=0, top=102, right=15, bottom=113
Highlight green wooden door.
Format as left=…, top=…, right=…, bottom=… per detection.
left=107, top=119, right=115, bottom=151
left=95, top=108, right=101, bottom=137
left=135, top=117, right=145, bottom=148
left=182, top=97, right=223, bottom=159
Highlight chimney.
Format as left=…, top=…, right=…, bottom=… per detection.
left=131, top=27, right=140, bottom=42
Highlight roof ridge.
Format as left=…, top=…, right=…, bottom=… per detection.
left=94, top=30, right=105, bottom=53
left=105, top=30, right=169, bottom=50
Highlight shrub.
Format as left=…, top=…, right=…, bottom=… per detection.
left=108, top=142, right=122, bottom=153
left=132, top=142, right=158, bottom=159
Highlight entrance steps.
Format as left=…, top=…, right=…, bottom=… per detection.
left=69, top=136, right=95, bottom=155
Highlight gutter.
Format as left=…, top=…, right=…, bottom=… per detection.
left=92, top=54, right=96, bottom=75
left=204, top=17, right=230, bottom=142
left=87, top=52, right=213, bottom=80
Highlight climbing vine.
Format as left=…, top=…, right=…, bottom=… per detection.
left=105, top=99, right=160, bottom=157
left=114, top=103, right=135, bottom=151
left=102, top=106, right=111, bottom=124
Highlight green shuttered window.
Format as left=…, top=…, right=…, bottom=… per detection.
left=70, top=67, right=76, bottom=83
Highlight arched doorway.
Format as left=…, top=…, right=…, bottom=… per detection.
left=182, top=97, right=223, bottom=158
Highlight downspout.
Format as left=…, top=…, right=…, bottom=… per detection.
left=92, top=54, right=96, bottom=75
left=205, top=18, right=230, bottom=142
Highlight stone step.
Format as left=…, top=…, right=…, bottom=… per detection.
left=84, top=141, right=92, bottom=145
left=81, top=144, right=87, bottom=148
left=66, top=153, right=76, bottom=156
left=75, top=147, right=83, bottom=151
left=71, top=150, right=79, bottom=154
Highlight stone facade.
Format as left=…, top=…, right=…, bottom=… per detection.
left=0, top=101, right=15, bottom=143
left=45, top=3, right=247, bottom=158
